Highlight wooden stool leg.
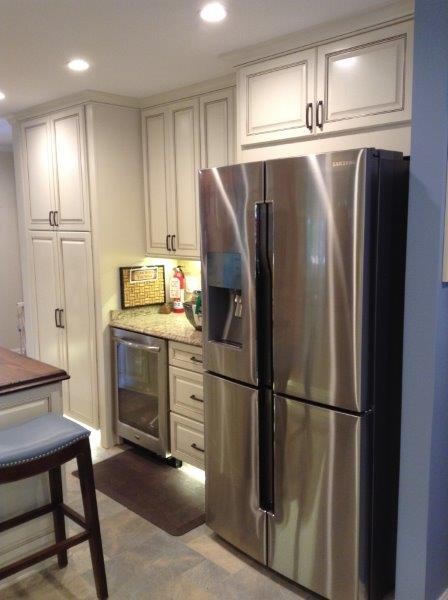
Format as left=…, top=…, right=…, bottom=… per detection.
left=76, top=440, right=108, bottom=600
left=48, top=466, right=68, bottom=568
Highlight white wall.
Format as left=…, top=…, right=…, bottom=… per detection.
left=0, top=150, right=22, bottom=350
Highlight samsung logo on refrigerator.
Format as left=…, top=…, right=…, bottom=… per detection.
left=332, top=160, right=356, bottom=168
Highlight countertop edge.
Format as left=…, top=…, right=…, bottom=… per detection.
left=0, top=372, right=70, bottom=397
left=109, top=322, right=202, bottom=347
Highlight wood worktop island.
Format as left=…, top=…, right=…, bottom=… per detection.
left=0, top=347, right=68, bottom=396
left=0, top=348, right=69, bottom=572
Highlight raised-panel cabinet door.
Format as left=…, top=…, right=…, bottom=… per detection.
left=57, top=231, right=98, bottom=427
left=21, top=117, right=54, bottom=229
left=167, top=98, right=201, bottom=258
left=51, top=106, right=90, bottom=230
left=316, top=21, right=413, bottom=133
left=200, top=88, right=235, bottom=168
left=27, top=231, right=62, bottom=366
left=238, top=49, right=316, bottom=146
left=142, top=108, right=171, bottom=255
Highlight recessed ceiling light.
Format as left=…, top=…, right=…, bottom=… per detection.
left=67, top=58, right=90, bottom=72
left=0, top=91, right=5, bottom=101
left=200, top=2, right=227, bottom=23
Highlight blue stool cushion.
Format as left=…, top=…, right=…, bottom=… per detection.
left=0, top=414, right=90, bottom=468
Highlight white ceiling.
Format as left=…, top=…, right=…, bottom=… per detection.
left=0, top=0, right=389, bottom=120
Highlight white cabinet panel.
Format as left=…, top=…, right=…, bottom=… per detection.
left=317, top=21, right=413, bottom=132
left=238, top=50, right=315, bottom=145
left=28, top=231, right=62, bottom=367
left=200, top=88, right=235, bottom=168
left=168, top=341, right=203, bottom=373
left=21, top=117, right=54, bottom=229
left=168, top=99, right=201, bottom=257
left=169, top=366, right=204, bottom=422
left=170, top=412, right=204, bottom=469
left=58, top=232, right=98, bottom=427
left=142, top=109, right=170, bottom=255
left=0, top=397, right=50, bottom=427
left=52, top=107, right=90, bottom=230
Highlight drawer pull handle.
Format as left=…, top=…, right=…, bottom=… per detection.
left=190, top=356, right=203, bottom=364
left=190, top=394, right=203, bottom=403
left=191, top=442, right=204, bottom=453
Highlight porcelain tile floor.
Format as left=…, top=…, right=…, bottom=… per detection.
left=0, top=442, right=314, bottom=599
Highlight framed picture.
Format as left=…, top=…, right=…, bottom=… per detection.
left=119, top=265, right=165, bottom=309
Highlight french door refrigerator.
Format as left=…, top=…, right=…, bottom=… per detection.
left=199, top=149, right=408, bottom=600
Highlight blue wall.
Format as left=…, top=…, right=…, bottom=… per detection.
left=396, top=0, right=448, bottom=598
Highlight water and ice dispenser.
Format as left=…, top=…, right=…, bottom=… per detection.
left=207, top=251, right=243, bottom=348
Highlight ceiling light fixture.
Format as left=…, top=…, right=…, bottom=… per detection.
left=0, top=91, right=5, bottom=101
left=200, top=2, right=227, bottom=23
left=67, top=58, right=90, bottom=72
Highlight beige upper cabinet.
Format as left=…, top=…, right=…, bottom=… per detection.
left=21, top=117, right=55, bottom=229
left=167, top=98, right=201, bottom=258
left=51, top=106, right=90, bottom=230
left=143, top=99, right=200, bottom=258
left=143, top=87, right=235, bottom=258
left=20, top=105, right=90, bottom=230
left=238, top=50, right=316, bottom=146
left=142, top=107, right=171, bottom=256
left=316, top=21, right=413, bottom=133
left=237, top=20, right=413, bottom=146
left=200, top=88, right=235, bottom=168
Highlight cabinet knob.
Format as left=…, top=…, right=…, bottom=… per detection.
left=166, top=234, right=171, bottom=252
left=49, top=211, right=54, bottom=226
left=171, top=235, right=176, bottom=252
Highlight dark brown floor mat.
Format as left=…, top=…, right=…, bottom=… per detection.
left=73, top=447, right=205, bottom=536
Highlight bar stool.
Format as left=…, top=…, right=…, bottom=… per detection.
left=0, top=414, right=108, bottom=599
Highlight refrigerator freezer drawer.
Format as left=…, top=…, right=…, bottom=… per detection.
left=268, top=395, right=370, bottom=600
left=204, top=373, right=266, bottom=563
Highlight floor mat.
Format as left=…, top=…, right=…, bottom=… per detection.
left=73, top=447, right=205, bottom=536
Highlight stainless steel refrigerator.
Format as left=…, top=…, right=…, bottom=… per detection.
left=199, top=149, right=408, bottom=600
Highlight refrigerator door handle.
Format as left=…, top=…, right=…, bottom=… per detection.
left=254, top=202, right=272, bottom=387
left=255, top=202, right=274, bottom=514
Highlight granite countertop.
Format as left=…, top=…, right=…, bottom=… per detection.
left=0, top=347, right=69, bottom=396
left=109, top=307, right=203, bottom=347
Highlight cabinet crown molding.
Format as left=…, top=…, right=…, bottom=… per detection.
left=6, top=76, right=237, bottom=124
left=7, top=90, right=141, bottom=123
left=222, top=0, right=414, bottom=68
left=139, top=74, right=236, bottom=110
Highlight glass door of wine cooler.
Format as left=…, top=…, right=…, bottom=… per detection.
left=112, top=327, right=168, bottom=457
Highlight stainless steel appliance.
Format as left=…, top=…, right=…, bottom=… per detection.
left=199, top=149, right=408, bottom=600
left=111, top=327, right=169, bottom=457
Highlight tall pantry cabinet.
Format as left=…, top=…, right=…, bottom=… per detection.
left=13, top=99, right=145, bottom=441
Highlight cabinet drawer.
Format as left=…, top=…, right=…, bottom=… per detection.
left=169, top=341, right=203, bottom=372
left=170, top=413, right=205, bottom=470
left=169, top=366, right=204, bottom=423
